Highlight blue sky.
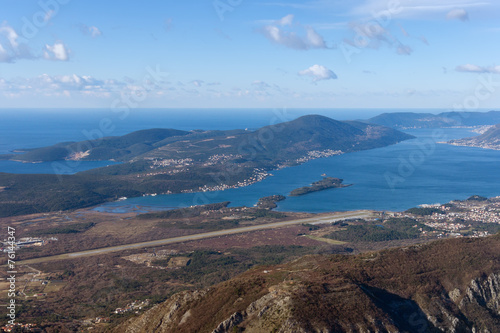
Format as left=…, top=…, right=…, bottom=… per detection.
left=0, top=0, right=499, bottom=109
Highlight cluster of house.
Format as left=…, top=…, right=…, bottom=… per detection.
left=203, top=154, right=243, bottom=166
left=114, top=299, right=150, bottom=315
left=149, top=158, right=194, bottom=168
left=277, top=149, right=343, bottom=168
left=1, top=323, right=40, bottom=332
left=189, top=168, right=270, bottom=193
left=1, top=237, right=57, bottom=251
left=397, top=198, right=500, bottom=238
left=82, top=317, right=110, bottom=325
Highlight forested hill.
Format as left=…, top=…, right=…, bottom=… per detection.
left=2, top=115, right=413, bottom=164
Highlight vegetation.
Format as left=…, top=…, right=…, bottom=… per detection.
left=138, top=202, right=231, bottom=220
left=290, top=177, right=350, bottom=196
left=117, top=233, right=500, bottom=333
left=256, top=195, right=286, bottom=209
left=14, top=245, right=317, bottom=328
left=405, top=207, right=444, bottom=216
left=29, top=222, right=95, bottom=236
left=325, top=218, right=431, bottom=242
left=467, top=195, right=489, bottom=201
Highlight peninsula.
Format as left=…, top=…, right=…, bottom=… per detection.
left=0, top=115, right=412, bottom=217
left=448, top=123, right=500, bottom=150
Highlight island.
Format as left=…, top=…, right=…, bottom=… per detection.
left=256, top=194, right=286, bottom=209
left=290, top=177, right=352, bottom=196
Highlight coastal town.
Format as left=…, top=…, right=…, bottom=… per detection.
left=394, top=196, right=500, bottom=238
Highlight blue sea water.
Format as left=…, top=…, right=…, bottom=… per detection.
left=95, top=127, right=500, bottom=213
left=1, top=108, right=499, bottom=212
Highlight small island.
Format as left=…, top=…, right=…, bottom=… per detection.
left=256, top=195, right=286, bottom=209
left=290, top=177, right=352, bottom=197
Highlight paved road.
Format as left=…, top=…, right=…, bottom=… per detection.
left=18, top=210, right=374, bottom=265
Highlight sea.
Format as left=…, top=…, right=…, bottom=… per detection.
left=1, top=108, right=499, bottom=213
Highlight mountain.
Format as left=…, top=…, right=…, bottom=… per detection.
left=367, top=110, right=500, bottom=129
left=117, top=234, right=500, bottom=333
left=448, top=123, right=500, bottom=150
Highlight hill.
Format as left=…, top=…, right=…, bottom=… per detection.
left=448, top=124, right=500, bottom=150
left=2, top=115, right=413, bottom=165
left=367, top=110, right=500, bottom=129
left=5, top=128, right=191, bottom=162
left=117, top=234, right=500, bottom=332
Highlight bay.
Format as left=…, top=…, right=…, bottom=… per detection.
left=2, top=108, right=499, bottom=213
left=95, top=128, right=500, bottom=213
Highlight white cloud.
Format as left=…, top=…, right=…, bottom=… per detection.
left=351, top=0, right=489, bottom=19
left=43, top=42, right=70, bottom=61
left=343, top=19, right=417, bottom=56
left=88, top=26, right=102, bottom=37
left=277, top=14, right=294, bottom=26
left=44, top=10, right=55, bottom=22
left=0, top=74, right=150, bottom=99
left=446, top=8, right=469, bottom=21
left=191, top=80, right=204, bottom=87
left=456, top=64, right=500, bottom=73
left=299, top=64, right=337, bottom=82
left=397, top=44, right=413, bottom=55
left=80, top=24, right=102, bottom=38
left=0, top=22, right=75, bottom=63
left=0, top=22, right=37, bottom=62
left=260, top=14, right=327, bottom=50
left=0, top=44, right=9, bottom=62
left=252, top=80, right=271, bottom=88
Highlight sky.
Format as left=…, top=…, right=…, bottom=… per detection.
left=0, top=0, right=499, bottom=109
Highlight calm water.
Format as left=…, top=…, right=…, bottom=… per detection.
left=95, top=128, right=500, bottom=213
left=1, top=109, right=499, bottom=212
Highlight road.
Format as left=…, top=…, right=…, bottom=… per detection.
left=18, top=210, right=374, bottom=265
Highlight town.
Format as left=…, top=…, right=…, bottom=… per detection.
left=393, top=196, right=500, bottom=238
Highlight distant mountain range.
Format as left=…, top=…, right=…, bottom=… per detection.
left=367, top=110, right=500, bottom=129
left=448, top=124, right=500, bottom=150
left=0, top=115, right=413, bottom=217
left=117, top=233, right=500, bottom=333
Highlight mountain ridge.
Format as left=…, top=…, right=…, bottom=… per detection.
left=116, top=233, right=500, bottom=333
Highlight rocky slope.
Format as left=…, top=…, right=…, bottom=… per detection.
left=116, top=234, right=500, bottom=333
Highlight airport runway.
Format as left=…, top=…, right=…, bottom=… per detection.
left=18, top=210, right=374, bottom=265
